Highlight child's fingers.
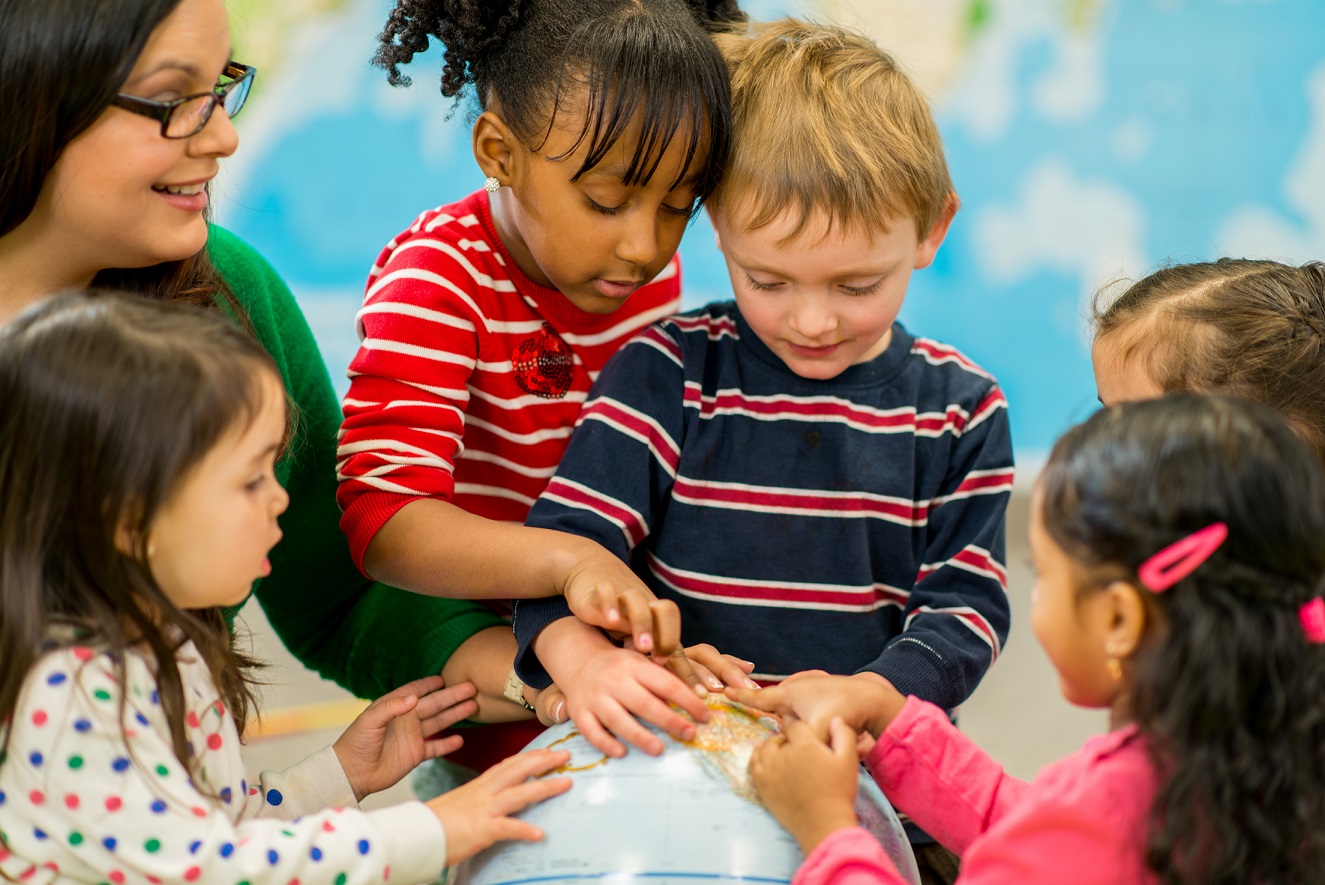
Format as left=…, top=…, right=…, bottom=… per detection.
left=416, top=678, right=478, bottom=708
left=637, top=661, right=710, bottom=723
left=781, top=669, right=830, bottom=685
left=423, top=733, right=466, bottom=759
left=725, top=684, right=785, bottom=715
left=610, top=588, right=657, bottom=655
left=486, top=817, right=547, bottom=845
left=382, top=674, right=446, bottom=701
left=356, top=693, right=418, bottom=730
left=533, top=686, right=568, bottom=727
left=573, top=709, right=631, bottom=759
left=661, top=648, right=709, bottom=697
left=827, top=717, right=857, bottom=759
left=414, top=681, right=478, bottom=717
left=419, top=697, right=480, bottom=736
left=592, top=697, right=669, bottom=756
left=647, top=599, right=682, bottom=657
left=481, top=749, right=572, bottom=786
left=490, top=775, right=573, bottom=817
left=684, top=644, right=759, bottom=688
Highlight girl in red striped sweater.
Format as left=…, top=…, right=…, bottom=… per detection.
left=337, top=0, right=757, bottom=769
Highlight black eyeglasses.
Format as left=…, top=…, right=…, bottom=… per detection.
left=110, top=62, right=256, bottom=139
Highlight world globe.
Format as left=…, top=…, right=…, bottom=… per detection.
left=453, top=697, right=920, bottom=885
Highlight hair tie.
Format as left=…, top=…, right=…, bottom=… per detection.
left=1300, top=597, right=1325, bottom=644
left=1137, top=522, right=1228, bottom=592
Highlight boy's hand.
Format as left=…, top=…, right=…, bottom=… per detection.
left=749, top=718, right=861, bottom=855
left=559, top=548, right=681, bottom=657
left=637, top=642, right=760, bottom=695
left=726, top=673, right=906, bottom=741
left=426, top=748, right=572, bottom=866
left=531, top=683, right=568, bottom=727
left=333, top=676, right=479, bottom=802
left=537, top=619, right=710, bottom=757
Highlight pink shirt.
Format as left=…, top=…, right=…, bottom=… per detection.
left=796, top=698, right=1158, bottom=885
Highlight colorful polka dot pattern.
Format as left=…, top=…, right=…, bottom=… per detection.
left=0, top=643, right=436, bottom=884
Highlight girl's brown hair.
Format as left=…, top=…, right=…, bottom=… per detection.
left=0, top=292, right=278, bottom=788
left=1094, top=259, right=1325, bottom=465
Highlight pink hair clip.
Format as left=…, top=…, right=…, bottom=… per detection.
left=1137, top=522, right=1229, bottom=593
left=1300, top=597, right=1325, bottom=644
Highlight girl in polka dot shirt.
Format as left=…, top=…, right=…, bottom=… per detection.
left=0, top=293, right=572, bottom=885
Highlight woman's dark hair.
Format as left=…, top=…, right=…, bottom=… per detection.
left=0, top=292, right=280, bottom=787
left=1094, top=259, right=1325, bottom=466
left=0, top=0, right=237, bottom=306
left=373, top=0, right=744, bottom=204
left=1040, top=394, right=1325, bottom=884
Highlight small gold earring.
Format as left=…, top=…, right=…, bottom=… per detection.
left=483, top=176, right=501, bottom=193
left=1106, top=657, right=1123, bottom=681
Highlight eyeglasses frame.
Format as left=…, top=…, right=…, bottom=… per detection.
left=110, top=61, right=256, bottom=139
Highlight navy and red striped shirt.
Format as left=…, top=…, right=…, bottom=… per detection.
left=514, top=302, right=1013, bottom=710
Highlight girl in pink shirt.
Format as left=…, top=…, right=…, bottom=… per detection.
left=732, top=393, right=1325, bottom=885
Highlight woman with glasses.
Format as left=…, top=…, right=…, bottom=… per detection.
left=0, top=0, right=545, bottom=727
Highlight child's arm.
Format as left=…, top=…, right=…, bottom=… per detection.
left=864, top=383, right=1014, bottom=710
left=1, top=649, right=568, bottom=885
left=334, top=233, right=668, bottom=650
left=510, top=323, right=761, bottom=752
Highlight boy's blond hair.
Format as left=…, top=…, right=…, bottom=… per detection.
left=711, top=19, right=954, bottom=240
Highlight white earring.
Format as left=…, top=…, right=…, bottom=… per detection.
left=483, top=176, right=501, bottom=193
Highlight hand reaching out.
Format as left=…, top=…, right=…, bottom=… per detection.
left=536, top=618, right=711, bottom=757
left=654, top=642, right=760, bottom=696
left=749, top=718, right=862, bottom=855
left=427, top=748, right=573, bottom=866
left=726, top=672, right=907, bottom=742
left=333, top=675, right=479, bottom=802
left=558, top=542, right=680, bottom=657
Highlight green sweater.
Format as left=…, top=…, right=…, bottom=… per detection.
left=209, top=226, right=508, bottom=697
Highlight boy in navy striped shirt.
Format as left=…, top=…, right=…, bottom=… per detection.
left=516, top=21, right=1014, bottom=834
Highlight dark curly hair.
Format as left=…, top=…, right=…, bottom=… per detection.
left=1040, top=394, right=1325, bottom=884
left=0, top=0, right=238, bottom=309
left=372, top=0, right=744, bottom=201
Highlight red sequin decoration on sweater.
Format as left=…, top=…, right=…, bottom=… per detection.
left=512, top=322, right=574, bottom=398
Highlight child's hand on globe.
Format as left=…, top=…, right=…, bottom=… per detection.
left=748, top=718, right=861, bottom=855
left=427, top=748, right=572, bottom=866
left=727, top=673, right=907, bottom=741
left=557, top=538, right=679, bottom=656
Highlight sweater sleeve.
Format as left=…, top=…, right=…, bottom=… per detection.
left=793, top=828, right=913, bottom=885
left=334, top=232, right=486, bottom=571
left=209, top=226, right=508, bottom=699
left=0, top=648, right=447, bottom=885
left=862, top=386, right=1014, bottom=709
left=512, top=324, right=689, bottom=685
left=866, top=702, right=1148, bottom=884
left=865, top=698, right=1030, bottom=856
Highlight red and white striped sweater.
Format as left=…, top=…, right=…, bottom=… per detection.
left=336, top=189, right=682, bottom=569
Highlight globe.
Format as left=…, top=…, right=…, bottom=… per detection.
left=453, top=697, right=921, bottom=885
